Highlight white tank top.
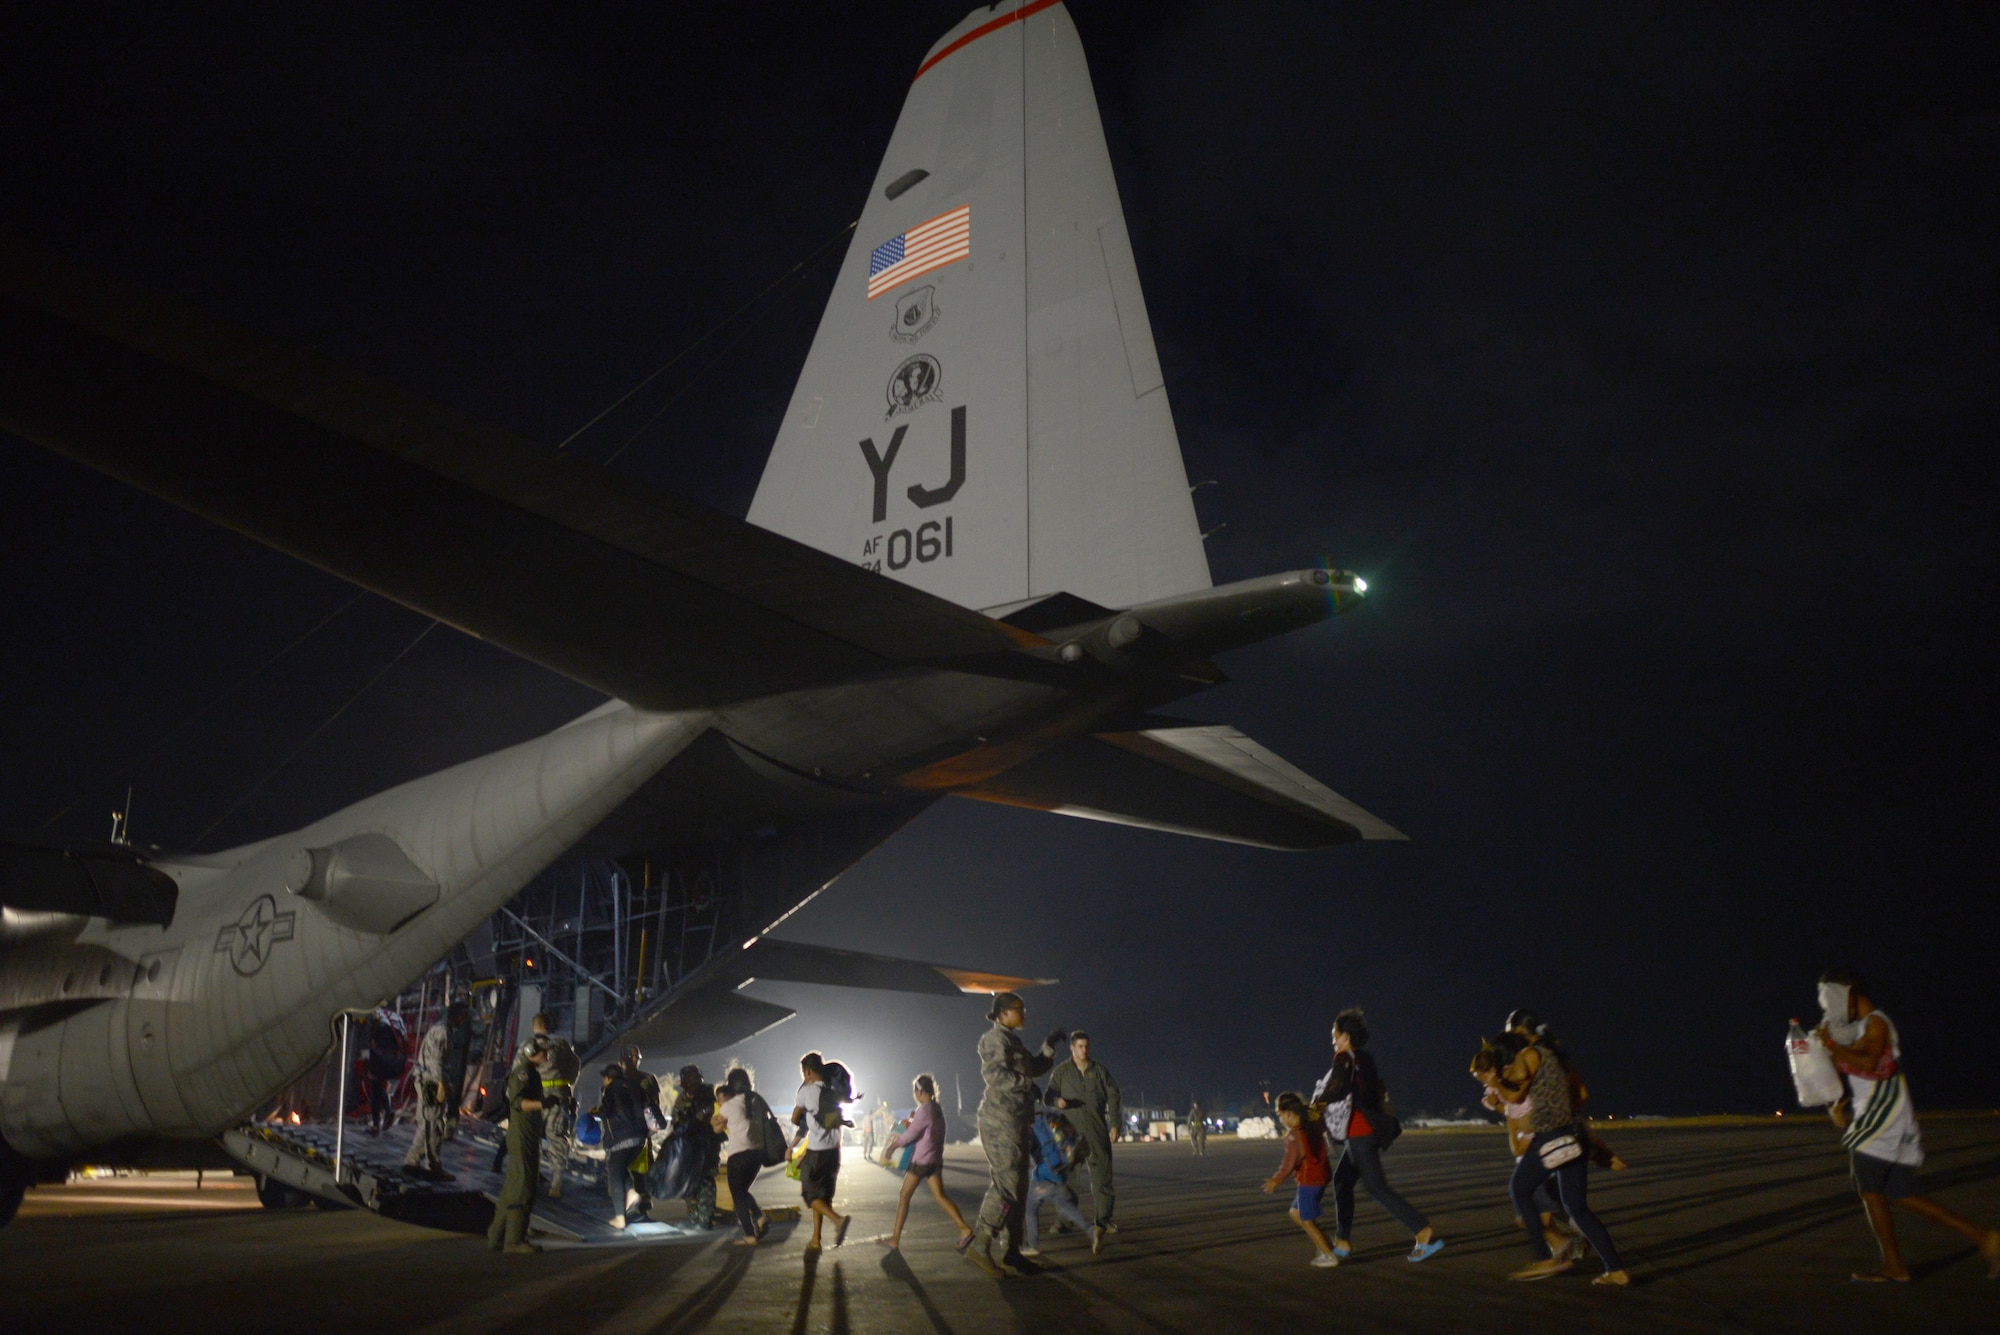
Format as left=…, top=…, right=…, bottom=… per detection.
left=1841, top=1011, right=1923, bottom=1167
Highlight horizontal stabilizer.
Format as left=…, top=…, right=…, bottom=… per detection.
left=617, top=989, right=797, bottom=1060
left=604, top=937, right=1051, bottom=1060
left=0, top=238, right=1040, bottom=712
left=737, top=938, right=1052, bottom=997
left=960, top=723, right=1406, bottom=850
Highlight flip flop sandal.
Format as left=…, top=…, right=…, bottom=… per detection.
left=1408, top=1239, right=1445, bottom=1263
left=1849, top=1272, right=1910, bottom=1284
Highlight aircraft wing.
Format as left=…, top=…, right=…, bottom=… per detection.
left=0, top=237, right=1038, bottom=712
left=614, top=938, right=1052, bottom=1058
left=960, top=722, right=1407, bottom=850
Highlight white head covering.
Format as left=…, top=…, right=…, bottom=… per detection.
left=1817, top=981, right=1861, bottom=1046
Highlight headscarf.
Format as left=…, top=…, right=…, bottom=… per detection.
left=1817, top=981, right=1861, bottom=1046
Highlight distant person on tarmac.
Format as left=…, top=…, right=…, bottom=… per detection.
left=878, top=1073, right=974, bottom=1252
left=487, top=1036, right=550, bottom=1254
left=713, top=1067, right=770, bottom=1246
left=1263, top=1090, right=1338, bottom=1267
left=1188, top=1100, right=1208, bottom=1156
left=967, top=991, right=1064, bottom=1277
left=790, top=1052, right=850, bottom=1250
left=1814, top=968, right=2000, bottom=1283
left=402, top=1002, right=466, bottom=1179
left=1047, top=1030, right=1122, bottom=1237
left=1481, top=1017, right=1629, bottom=1285
left=1311, top=1008, right=1444, bottom=1265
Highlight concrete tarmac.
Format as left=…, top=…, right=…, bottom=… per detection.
left=5, top=1117, right=1997, bottom=1333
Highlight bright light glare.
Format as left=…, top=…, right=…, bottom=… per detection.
left=1353, top=577, right=1368, bottom=593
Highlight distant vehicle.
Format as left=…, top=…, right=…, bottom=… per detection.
left=0, top=2, right=1398, bottom=1225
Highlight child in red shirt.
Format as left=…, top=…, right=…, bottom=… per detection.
left=1263, top=1090, right=1338, bottom=1267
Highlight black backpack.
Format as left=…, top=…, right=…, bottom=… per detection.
left=816, top=1063, right=856, bottom=1131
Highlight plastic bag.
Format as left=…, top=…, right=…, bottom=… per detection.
left=1787, top=1022, right=1843, bottom=1107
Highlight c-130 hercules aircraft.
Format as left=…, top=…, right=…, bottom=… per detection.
left=0, top=0, right=1399, bottom=1223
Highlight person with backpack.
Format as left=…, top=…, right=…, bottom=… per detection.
left=790, top=1051, right=851, bottom=1249
left=539, top=1026, right=582, bottom=1199
left=361, top=1007, right=407, bottom=1136
left=878, top=1073, right=974, bottom=1251
left=712, top=1066, right=777, bottom=1246
left=1311, top=1008, right=1444, bottom=1265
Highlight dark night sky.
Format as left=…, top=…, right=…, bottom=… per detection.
left=3, top=2, right=1996, bottom=1120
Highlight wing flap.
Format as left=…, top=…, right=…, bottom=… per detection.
left=959, top=723, right=1406, bottom=850
left=0, top=237, right=1036, bottom=711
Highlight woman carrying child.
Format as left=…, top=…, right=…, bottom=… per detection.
left=878, top=1073, right=976, bottom=1252
left=1477, top=1023, right=1631, bottom=1285
left=1312, top=1008, right=1444, bottom=1263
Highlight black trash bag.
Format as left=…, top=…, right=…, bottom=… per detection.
left=647, top=1122, right=717, bottom=1202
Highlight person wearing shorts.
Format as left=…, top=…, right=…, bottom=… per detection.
left=1263, top=1091, right=1337, bottom=1268
left=791, top=1051, right=849, bottom=1250
left=1815, top=968, right=2000, bottom=1283
left=878, top=1074, right=974, bottom=1250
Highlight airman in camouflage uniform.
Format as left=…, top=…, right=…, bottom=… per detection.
left=967, top=991, right=1063, bottom=1277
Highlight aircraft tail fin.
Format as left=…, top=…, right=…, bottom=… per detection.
left=749, top=0, right=1211, bottom=614
left=959, top=722, right=1407, bottom=850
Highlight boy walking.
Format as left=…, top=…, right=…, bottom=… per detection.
left=1023, top=1113, right=1097, bottom=1256
left=1263, top=1091, right=1337, bottom=1268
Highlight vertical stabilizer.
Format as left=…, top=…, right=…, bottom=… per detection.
left=748, top=0, right=1211, bottom=613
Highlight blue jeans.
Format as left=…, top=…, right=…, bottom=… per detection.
left=1510, top=1131, right=1622, bottom=1271
left=1332, top=1133, right=1429, bottom=1238
left=1023, top=1175, right=1091, bottom=1249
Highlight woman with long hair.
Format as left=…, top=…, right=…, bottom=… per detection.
left=1312, top=1007, right=1444, bottom=1264
left=1482, top=1014, right=1630, bottom=1285
left=879, top=1073, right=975, bottom=1251
left=711, top=1066, right=769, bottom=1246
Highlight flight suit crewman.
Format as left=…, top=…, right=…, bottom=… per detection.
left=968, top=991, right=1062, bottom=1277
left=487, top=1037, right=551, bottom=1254
left=1046, top=1031, right=1122, bottom=1233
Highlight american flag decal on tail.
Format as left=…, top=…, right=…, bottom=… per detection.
left=867, top=204, right=970, bottom=300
